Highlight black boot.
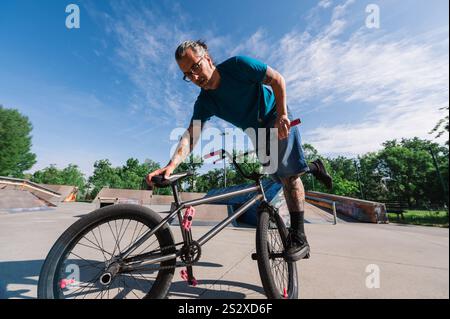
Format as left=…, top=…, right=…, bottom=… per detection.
left=286, top=212, right=310, bottom=262
left=285, top=231, right=310, bottom=262
left=308, top=159, right=333, bottom=190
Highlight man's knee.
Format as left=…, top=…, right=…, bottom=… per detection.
left=281, top=176, right=305, bottom=195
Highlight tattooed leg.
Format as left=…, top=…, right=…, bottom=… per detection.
left=280, top=175, right=306, bottom=236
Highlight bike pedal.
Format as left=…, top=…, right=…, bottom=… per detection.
left=182, top=206, right=195, bottom=231
left=180, top=269, right=198, bottom=286
left=188, top=278, right=198, bottom=287
left=251, top=253, right=258, bottom=260
left=180, top=269, right=188, bottom=281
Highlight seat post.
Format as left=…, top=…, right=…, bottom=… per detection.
left=171, top=183, right=181, bottom=206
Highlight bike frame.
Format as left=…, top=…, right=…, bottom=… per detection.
left=119, top=178, right=270, bottom=270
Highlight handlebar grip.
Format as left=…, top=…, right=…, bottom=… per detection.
left=204, top=150, right=222, bottom=159
left=290, top=118, right=301, bottom=127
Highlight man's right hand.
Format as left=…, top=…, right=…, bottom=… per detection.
left=146, top=163, right=176, bottom=187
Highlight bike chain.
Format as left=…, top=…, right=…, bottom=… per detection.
left=133, top=242, right=201, bottom=272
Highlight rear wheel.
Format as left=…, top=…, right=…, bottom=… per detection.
left=256, top=208, right=298, bottom=299
left=38, top=204, right=176, bottom=299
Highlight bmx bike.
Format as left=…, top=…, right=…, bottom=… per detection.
left=38, top=149, right=299, bottom=299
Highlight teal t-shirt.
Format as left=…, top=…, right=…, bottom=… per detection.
left=191, top=56, right=276, bottom=130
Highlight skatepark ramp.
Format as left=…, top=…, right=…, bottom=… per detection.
left=95, top=188, right=154, bottom=206
left=37, top=184, right=78, bottom=203
left=0, top=176, right=62, bottom=212
left=205, top=180, right=339, bottom=227
left=306, top=191, right=388, bottom=223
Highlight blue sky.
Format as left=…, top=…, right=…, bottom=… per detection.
left=0, top=0, right=448, bottom=177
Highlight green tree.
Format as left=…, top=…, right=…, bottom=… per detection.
left=32, top=165, right=64, bottom=185
left=226, top=150, right=262, bottom=186
left=88, top=158, right=164, bottom=198
left=31, top=164, right=87, bottom=199
left=88, top=159, right=122, bottom=199
left=195, top=169, right=224, bottom=193
left=359, top=138, right=449, bottom=208
left=430, top=106, right=449, bottom=146
left=300, top=143, right=322, bottom=192
left=326, top=156, right=360, bottom=196
left=0, top=106, right=36, bottom=177
left=174, top=154, right=204, bottom=192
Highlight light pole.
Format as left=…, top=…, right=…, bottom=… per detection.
left=354, top=159, right=365, bottom=200
left=429, top=146, right=449, bottom=211
left=220, top=132, right=229, bottom=188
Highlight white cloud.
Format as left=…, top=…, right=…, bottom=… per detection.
left=229, top=29, right=270, bottom=59
left=234, top=1, right=449, bottom=156
left=95, top=0, right=449, bottom=158
left=91, top=1, right=199, bottom=126
left=318, top=0, right=333, bottom=9
left=279, top=26, right=449, bottom=155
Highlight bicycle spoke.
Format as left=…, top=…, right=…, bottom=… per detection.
left=75, top=240, right=112, bottom=259
left=62, top=268, right=104, bottom=299
left=121, top=224, right=152, bottom=256
left=116, top=219, right=133, bottom=252
left=128, top=221, right=141, bottom=248
left=67, top=251, right=105, bottom=270
left=131, top=223, right=147, bottom=249
left=121, top=277, right=140, bottom=299
left=125, top=273, right=146, bottom=293
left=131, top=237, right=159, bottom=257
left=48, top=211, right=171, bottom=300
left=107, top=221, right=121, bottom=257
left=115, top=219, right=127, bottom=253
left=88, top=229, right=111, bottom=262
left=266, top=219, right=290, bottom=296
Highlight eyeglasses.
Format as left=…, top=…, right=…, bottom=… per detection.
left=182, top=55, right=205, bottom=82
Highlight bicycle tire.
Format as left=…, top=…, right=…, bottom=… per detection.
left=256, top=208, right=299, bottom=299
left=38, top=204, right=176, bottom=299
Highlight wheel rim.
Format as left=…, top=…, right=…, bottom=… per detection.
left=53, top=217, right=166, bottom=299
left=267, top=216, right=293, bottom=298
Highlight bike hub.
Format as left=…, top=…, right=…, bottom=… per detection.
left=99, top=262, right=121, bottom=286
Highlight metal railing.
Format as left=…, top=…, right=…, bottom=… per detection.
left=305, top=195, right=338, bottom=225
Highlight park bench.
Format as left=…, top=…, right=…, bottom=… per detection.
left=385, top=201, right=409, bottom=220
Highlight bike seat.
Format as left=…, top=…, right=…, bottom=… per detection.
left=151, top=171, right=193, bottom=188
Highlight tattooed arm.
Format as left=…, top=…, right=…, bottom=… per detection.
left=146, top=120, right=203, bottom=183
left=263, top=66, right=290, bottom=139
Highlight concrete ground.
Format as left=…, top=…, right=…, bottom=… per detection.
left=0, top=202, right=448, bottom=299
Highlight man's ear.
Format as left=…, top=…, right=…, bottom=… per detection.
left=205, top=53, right=213, bottom=66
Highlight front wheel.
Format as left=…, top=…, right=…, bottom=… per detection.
left=38, top=204, right=176, bottom=299
left=256, top=208, right=298, bottom=299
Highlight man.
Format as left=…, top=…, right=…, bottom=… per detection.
left=147, top=40, right=332, bottom=261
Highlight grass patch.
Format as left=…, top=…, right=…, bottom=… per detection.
left=388, top=210, right=449, bottom=228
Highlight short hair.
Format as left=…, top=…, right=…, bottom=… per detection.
left=175, top=40, right=209, bottom=61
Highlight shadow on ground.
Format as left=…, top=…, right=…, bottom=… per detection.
left=0, top=259, right=264, bottom=299
left=0, top=259, right=43, bottom=299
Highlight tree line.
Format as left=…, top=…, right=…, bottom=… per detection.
left=1, top=105, right=449, bottom=209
